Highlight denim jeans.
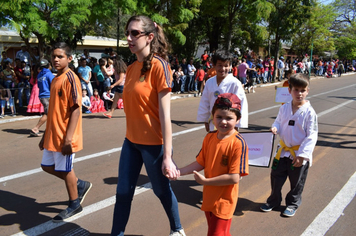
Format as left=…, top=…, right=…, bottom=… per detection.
left=188, top=75, right=196, bottom=91
left=104, top=78, right=111, bottom=90
left=18, top=81, right=30, bottom=107
left=111, top=138, right=182, bottom=236
left=81, top=81, right=93, bottom=98
left=263, top=71, right=268, bottom=83
left=180, top=75, right=186, bottom=92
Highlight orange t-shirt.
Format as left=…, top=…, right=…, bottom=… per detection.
left=196, top=131, right=249, bottom=219
left=123, top=56, right=172, bottom=145
left=43, top=68, right=83, bottom=152
left=207, top=67, right=216, bottom=79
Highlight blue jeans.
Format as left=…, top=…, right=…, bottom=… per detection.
left=18, top=81, right=30, bottom=107
left=111, top=138, right=182, bottom=236
left=188, top=75, right=196, bottom=91
left=180, top=75, right=186, bottom=92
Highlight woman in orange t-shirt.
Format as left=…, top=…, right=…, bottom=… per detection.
left=111, top=15, right=185, bottom=236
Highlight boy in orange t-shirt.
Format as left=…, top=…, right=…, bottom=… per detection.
left=177, top=93, right=249, bottom=236
left=39, top=42, right=92, bottom=222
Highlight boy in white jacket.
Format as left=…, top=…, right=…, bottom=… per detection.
left=260, top=73, right=318, bottom=217
left=197, top=53, right=248, bottom=131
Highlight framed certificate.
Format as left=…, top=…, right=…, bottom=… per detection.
left=275, top=87, right=292, bottom=103
left=240, top=132, right=275, bottom=168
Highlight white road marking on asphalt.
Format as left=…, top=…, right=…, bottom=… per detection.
left=317, top=99, right=355, bottom=118
left=11, top=183, right=152, bottom=236
left=5, top=84, right=356, bottom=235
left=301, top=171, right=356, bottom=236
left=0, top=147, right=122, bottom=183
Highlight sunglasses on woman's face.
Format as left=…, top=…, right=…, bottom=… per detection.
left=125, top=30, right=147, bottom=37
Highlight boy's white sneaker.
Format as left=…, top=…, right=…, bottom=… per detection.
left=169, top=228, right=186, bottom=236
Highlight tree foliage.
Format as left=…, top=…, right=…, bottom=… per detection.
left=266, top=0, right=313, bottom=80
left=1, top=0, right=355, bottom=61
left=332, top=0, right=356, bottom=58
left=291, top=3, right=336, bottom=57
left=1, top=0, right=93, bottom=55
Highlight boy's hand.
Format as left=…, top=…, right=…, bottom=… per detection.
left=292, top=156, right=304, bottom=167
left=193, top=170, right=206, bottom=185
left=270, top=127, right=277, bottom=135
left=61, top=139, right=73, bottom=155
left=39, top=136, right=45, bottom=151
left=204, top=122, right=210, bottom=132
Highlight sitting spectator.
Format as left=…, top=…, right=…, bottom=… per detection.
left=103, top=86, right=114, bottom=111
left=0, top=85, right=16, bottom=117
left=1, top=61, right=16, bottom=92
left=82, top=89, right=91, bottom=114
left=90, top=89, right=106, bottom=113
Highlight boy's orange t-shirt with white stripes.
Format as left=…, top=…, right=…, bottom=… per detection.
left=43, top=68, right=83, bottom=152
left=123, top=56, right=172, bottom=145
left=196, top=131, right=249, bottom=220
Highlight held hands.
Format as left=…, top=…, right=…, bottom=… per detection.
left=162, top=158, right=180, bottom=180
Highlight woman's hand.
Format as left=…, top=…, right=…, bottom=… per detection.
left=162, top=157, right=179, bottom=180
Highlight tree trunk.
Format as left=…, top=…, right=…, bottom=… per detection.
left=117, top=8, right=121, bottom=55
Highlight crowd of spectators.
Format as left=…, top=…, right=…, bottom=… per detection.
left=1, top=44, right=355, bottom=118
left=168, top=51, right=356, bottom=96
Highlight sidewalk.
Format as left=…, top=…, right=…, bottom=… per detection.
left=1, top=72, right=355, bottom=125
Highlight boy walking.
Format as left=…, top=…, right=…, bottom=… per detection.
left=39, top=42, right=92, bottom=222
left=260, top=73, right=318, bottom=217
left=197, top=52, right=248, bottom=132
left=177, top=93, right=249, bottom=236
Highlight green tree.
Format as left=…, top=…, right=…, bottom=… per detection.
left=267, top=0, right=313, bottom=80
left=332, top=0, right=356, bottom=58
left=0, top=0, right=94, bottom=61
left=291, top=3, right=336, bottom=57
left=199, top=0, right=273, bottom=53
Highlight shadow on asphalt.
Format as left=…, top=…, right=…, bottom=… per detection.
left=0, top=190, right=67, bottom=231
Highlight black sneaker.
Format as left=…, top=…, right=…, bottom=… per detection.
left=52, top=205, right=82, bottom=222
left=78, top=180, right=92, bottom=204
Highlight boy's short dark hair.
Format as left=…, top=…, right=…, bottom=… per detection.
left=289, top=73, right=310, bottom=89
left=105, top=86, right=111, bottom=91
left=212, top=52, right=233, bottom=65
left=53, top=42, right=72, bottom=57
left=212, top=93, right=242, bottom=120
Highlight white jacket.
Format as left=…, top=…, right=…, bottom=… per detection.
left=197, top=74, right=248, bottom=130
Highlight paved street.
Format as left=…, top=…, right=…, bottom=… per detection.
left=0, top=74, right=355, bottom=236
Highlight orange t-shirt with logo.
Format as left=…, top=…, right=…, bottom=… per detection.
left=196, top=131, right=249, bottom=219
left=123, top=56, right=172, bottom=145
left=43, top=68, right=83, bottom=152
